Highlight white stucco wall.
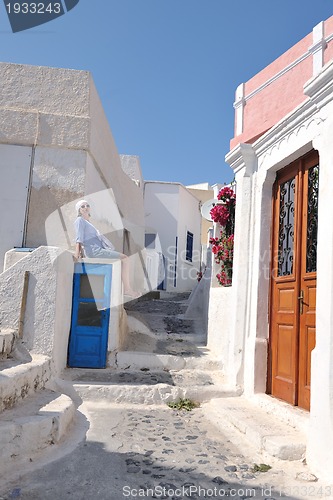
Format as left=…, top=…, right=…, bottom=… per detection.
left=176, top=186, right=201, bottom=291
left=88, top=78, right=144, bottom=252
left=219, top=59, right=333, bottom=481
left=1, top=249, right=125, bottom=372
left=0, top=63, right=91, bottom=117
left=0, top=62, right=148, bottom=379
left=120, top=155, right=144, bottom=189
left=0, top=144, right=32, bottom=271
left=108, top=260, right=128, bottom=360
left=26, top=146, right=87, bottom=249
left=187, top=184, right=215, bottom=247
left=0, top=61, right=146, bottom=295
left=0, top=247, right=74, bottom=374
left=207, top=287, right=232, bottom=369
left=144, top=182, right=179, bottom=291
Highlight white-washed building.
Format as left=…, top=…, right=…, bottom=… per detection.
left=144, top=181, right=202, bottom=293
left=208, top=16, right=333, bottom=480
left=0, top=62, right=146, bottom=372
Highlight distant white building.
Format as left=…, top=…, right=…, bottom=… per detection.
left=144, top=181, right=202, bottom=293
left=186, top=182, right=215, bottom=247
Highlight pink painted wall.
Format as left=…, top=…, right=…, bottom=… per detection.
left=230, top=16, right=333, bottom=150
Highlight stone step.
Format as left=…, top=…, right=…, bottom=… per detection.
left=204, top=397, right=307, bottom=461
left=64, top=367, right=240, bottom=405
left=158, top=291, right=191, bottom=301
left=116, top=350, right=223, bottom=371
left=0, top=354, right=52, bottom=413
left=0, top=389, right=75, bottom=476
left=253, top=393, right=309, bottom=435
left=73, top=381, right=239, bottom=405
left=127, top=311, right=197, bottom=336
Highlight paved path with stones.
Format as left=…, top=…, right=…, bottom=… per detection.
left=1, top=400, right=331, bottom=500
left=1, top=293, right=332, bottom=500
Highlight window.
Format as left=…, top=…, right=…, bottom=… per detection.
left=186, top=231, right=193, bottom=262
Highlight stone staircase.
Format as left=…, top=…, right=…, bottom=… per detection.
left=66, top=367, right=238, bottom=405
left=0, top=291, right=310, bottom=471
left=0, top=328, right=76, bottom=477
left=64, top=292, right=240, bottom=405
left=63, top=292, right=309, bottom=463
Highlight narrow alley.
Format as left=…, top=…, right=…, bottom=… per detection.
left=0, top=293, right=331, bottom=500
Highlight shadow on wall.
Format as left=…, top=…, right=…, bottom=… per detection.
left=26, top=185, right=78, bottom=249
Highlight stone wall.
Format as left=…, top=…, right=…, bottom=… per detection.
left=0, top=247, right=74, bottom=374
left=0, top=62, right=145, bottom=285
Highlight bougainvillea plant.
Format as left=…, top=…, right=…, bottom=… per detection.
left=209, top=186, right=236, bottom=235
left=210, top=233, right=234, bottom=286
left=209, top=185, right=236, bottom=286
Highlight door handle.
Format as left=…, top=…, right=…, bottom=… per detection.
left=297, top=289, right=304, bottom=315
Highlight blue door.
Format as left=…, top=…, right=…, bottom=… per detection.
left=68, top=263, right=112, bottom=368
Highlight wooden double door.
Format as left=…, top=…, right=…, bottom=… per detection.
left=268, top=151, right=319, bottom=410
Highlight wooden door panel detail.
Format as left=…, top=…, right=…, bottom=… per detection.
left=298, top=326, right=315, bottom=410
left=272, top=323, right=296, bottom=404
left=276, top=325, right=294, bottom=376
left=269, top=151, right=318, bottom=410
left=307, top=286, right=316, bottom=308
left=277, top=288, right=295, bottom=311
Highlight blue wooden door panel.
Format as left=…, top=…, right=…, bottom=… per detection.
left=70, top=332, right=105, bottom=368
left=68, top=263, right=112, bottom=368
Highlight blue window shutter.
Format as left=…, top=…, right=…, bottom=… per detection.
left=186, top=231, right=193, bottom=262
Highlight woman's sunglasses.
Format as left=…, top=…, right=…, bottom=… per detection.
left=80, top=204, right=90, bottom=208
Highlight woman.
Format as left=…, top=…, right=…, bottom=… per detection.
left=74, top=199, right=139, bottom=298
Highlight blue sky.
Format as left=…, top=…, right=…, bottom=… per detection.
left=1, top=1, right=332, bottom=186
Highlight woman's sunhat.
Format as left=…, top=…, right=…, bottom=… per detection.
left=75, top=199, right=90, bottom=213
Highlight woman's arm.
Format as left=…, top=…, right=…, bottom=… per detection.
left=74, top=242, right=84, bottom=260
left=74, top=218, right=86, bottom=259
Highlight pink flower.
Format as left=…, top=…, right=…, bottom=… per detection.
left=210, top=204, right=230, bottom=225
left=217, top=186, right=236, bottom=204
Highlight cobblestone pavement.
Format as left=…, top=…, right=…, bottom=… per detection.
left=1, top=294, right=332, bottom=500
left=123, top=293, right=207, bottom=358
left=1, top=400, right=331, bottom=500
